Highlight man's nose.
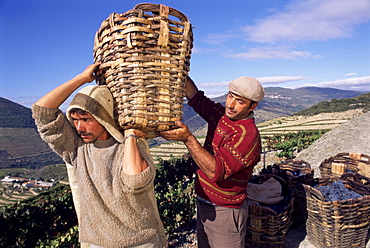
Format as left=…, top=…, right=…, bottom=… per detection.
left=75, top=121, right=85, bottom=132
left=227, top=98, right=236, bottom=108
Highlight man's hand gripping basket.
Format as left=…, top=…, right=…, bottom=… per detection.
left=93, top=3, right=193, bottom=139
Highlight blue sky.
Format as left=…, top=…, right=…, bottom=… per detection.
left=1, top=0, right=369, bottom=110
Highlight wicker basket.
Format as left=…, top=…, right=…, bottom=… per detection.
left=261, top=159, right=314, bottom=187
left=304, top=173, right=370, bottom=248
left=245, top=174, right=294, bottom=248
left=261, top=159, right=314, bottom=226
left=93, top=3, right=193, bottom=138
left=320, top=153, right=370, bottom=178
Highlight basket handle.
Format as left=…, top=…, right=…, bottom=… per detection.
left=303, top=184, right=326, bottom=201
left=134, top=3, right=189, bottom=22
left=340, top=172, right=370, bottom=195
left=340, top=172, right=370, bottom=183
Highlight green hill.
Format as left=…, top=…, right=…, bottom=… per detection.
left=0, top=97, right=36, bottom=128
left=294, top=92, right=370, bottom=116
left=0, top=97, right=62, bottom=169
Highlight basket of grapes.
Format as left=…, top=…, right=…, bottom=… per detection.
left=303, top=173, right=370, bottom=248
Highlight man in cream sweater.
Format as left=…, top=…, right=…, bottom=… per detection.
left=32, top=63, right=166, bottom=248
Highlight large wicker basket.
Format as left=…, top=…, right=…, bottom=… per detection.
left=93, top=3, right=193, bottom=138
left=245, top=174, right=294, bottom=248
left=304, top=173, right=370, bottom=248
left=261, top=159, right=314, bottom=188
left=261, top=159, right=314, bottom=226
left=320, top=152, right=370, bottom=178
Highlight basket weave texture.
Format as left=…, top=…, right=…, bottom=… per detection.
left=245, top=174, right=294, bottom=248
left=261, top=159, right=314, bottom=226
left=320, top=152, right=370, bottom=178
left=304, top=173, right=370, bottom=248
left=93, top=3, right=193, bottom=138
left=261, top=159, right=314, bottom=188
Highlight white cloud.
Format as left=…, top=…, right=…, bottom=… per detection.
left=202, top=33, right=234, bottom=46
left=257, top=76, right=309, bottom=84
left=198, top=76, right=308, bottom=88
left=192, top=75, right=370, bottom=97
left=8, top=96, right=72, bottom=111
left=196, top=81, right=229, bottom=97
left=191, top=47, right=202, bottom=54
left=191, top=44, right=235, bottom=56
left=7, top=96, right=38, bottom=108
left=227, top=47, right=318, bottom=60
left=315, top=76, right=370, bottom=91
left=344, top=72, right=357, bottom=77
left=199, top=81, right=229, bottom=87
left=243, top=0, right=370, bottom=44
left=201, top=0, right=370, bottom=59
left=198, top=76, right=309, bottom=97
left=296, top=76, right=370, bottom=91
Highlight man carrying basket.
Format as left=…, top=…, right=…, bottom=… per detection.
left=161, top=76, right=264, bottom=248
left=32, top=63, right=166, bottom=248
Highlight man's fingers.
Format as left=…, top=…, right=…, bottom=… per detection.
left=174, top=121, right=185, bottom=128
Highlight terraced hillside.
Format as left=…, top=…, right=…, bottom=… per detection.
left=150, top=138, right=205, bottom=164
left=0, top=164, right=68, bottom=207
left=0, top=183, right=38, bottom=206
left=257, top=109, right=364, bottom=136
left=1, top=110, right=365, bottom=207
left=150, top=109, right=365, bottom=163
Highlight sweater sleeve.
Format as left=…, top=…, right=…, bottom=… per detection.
left=31, top=104, right=81, bottom=164
left=121, top=139, right=156, bottom=191
left=188, top=91, right=224, bottom=124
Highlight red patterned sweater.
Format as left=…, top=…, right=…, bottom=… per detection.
left=188, top=91, right=262, bottom=208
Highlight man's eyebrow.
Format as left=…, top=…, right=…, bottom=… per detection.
left=229, top=92, right=245, bottom=101
left=71, top=117, right=88, bottom=120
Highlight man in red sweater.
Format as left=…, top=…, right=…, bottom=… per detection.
left=160, top=76, right=264, bottom=248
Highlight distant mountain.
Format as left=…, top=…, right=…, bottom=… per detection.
left=0, top=97, right=36, bottom=128
left=256, top=86, right=364, bottom=122
left=182, top=87, right=367, bottom=133
left=294, top=92, right=370, bottom=116
left=0, top=97, right=62, bottom=168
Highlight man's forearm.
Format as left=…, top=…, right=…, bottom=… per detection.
left=159, top=121, right=215, bottom=178
left=185, top=77, right=199, bottom=101
left=35, top=75, right=88, bottom=108
left=35, top=63, right=99, bottom=109
left=184, top=135, right=216, bottom=179
left=123, top=136, right=148, bottom=175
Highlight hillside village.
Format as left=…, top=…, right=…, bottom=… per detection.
left=1, top=176, right=54, bottom=189
left=0, top=175, right=56, bottom=206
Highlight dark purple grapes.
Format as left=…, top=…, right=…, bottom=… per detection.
left=316, top=180, right=362, bottom=201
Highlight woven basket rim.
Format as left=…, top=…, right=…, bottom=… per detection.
left=304, top=173, right=370, bottom=204
left=134, top=3, right=189, bottom=22
left=319, top=152, right=370, bottom=179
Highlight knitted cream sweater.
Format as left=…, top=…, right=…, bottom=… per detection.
left=32, top=104, right=166, bottom=248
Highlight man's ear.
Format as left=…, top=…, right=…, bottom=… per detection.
left=249, top=102, right=258, bottom=111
